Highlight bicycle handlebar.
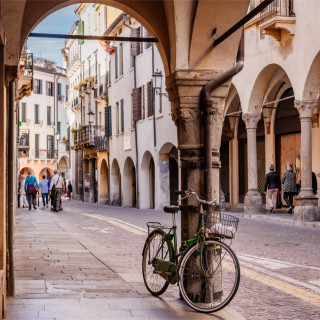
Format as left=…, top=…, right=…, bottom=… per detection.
left=176, top=190, right=217, bottom=206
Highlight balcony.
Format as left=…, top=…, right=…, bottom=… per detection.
left=79, top=85, right=86, bottom=98
left=74, top=125, right=107, bottom=149
left=66, top=54, right=80, bottom=76
left=47, top=150, right=58, bottom=159
left=34, top=120, right=43, bottom=125
left=18, top=129, right=29, bottom=151
left=85, top=81, right=92, bottom=94
left=94, top=136, right=108, bottom=152
left=72, top=97, right=80, bottom=110
left=47, top=121, right=55, bottom=126
left=259, top=0, right=296, bottom=43
left=21, top=119, right=31, bottom=124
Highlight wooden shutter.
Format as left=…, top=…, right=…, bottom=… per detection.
left=144, top=29, right=152, bottom=49
left=130, top=28, right=141, bottom=56
left=39, top=79, right=43, bottom=94
left=21, top=103, right=26, bottom=122
left=132, top=88, right=141, bottom=121
left=120, top=99, right=124, bottom=133
left=78, top=21, right=84, bottom=45
left=104, top=106, right=109, bottom=136
left=34, top=104, right=38, bottom=123
left=108, top=106, right=112, bottom=137
left=147, top=81, right=153, bottom=117
left=52, top=82, right=55, bottom=97
left=115, top=47, right=118, bottom=79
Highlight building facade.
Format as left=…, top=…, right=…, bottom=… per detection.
left=64, top=6, right=178, bottom=209
left=221, top=0, right=320, bottom=222
left=18, top=57, right=70, bottom=182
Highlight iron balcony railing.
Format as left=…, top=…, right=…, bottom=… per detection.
left=58, top=95, right=65, bottom=102
left=74, top=125, right=106, bottom=147
left=47, top=150, right=58, bottom=159
left=35, top=120, right=43, bottom=125
left=260, top=0, right=295, bottom=24
left=66, top=54, right=80, bottom=74
left=94, top=136, right=108, bottom=151
left=18, top=129, right=29, bottom=147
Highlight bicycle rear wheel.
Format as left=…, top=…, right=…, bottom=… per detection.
left=179, top=239, right=240, bottom=313
left=142, top=229, right=174, bottom=296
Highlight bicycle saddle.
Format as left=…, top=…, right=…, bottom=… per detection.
left=163, top=205, right=179, bottom=213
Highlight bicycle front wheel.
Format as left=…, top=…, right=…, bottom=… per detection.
left=179, top=239, right=240, bottom=313
left=142, top=229, right=174, bottom=296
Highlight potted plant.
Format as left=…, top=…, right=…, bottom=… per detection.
left=62, top=136, right=67, bottom=142
left=71, top=128, right=76, bottom=133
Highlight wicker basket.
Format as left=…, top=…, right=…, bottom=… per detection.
left=205, top=213, right=239, bottom=239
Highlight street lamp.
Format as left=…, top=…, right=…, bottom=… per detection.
left=152, top=70, right=168, bottom=98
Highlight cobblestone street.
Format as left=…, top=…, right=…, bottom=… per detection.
left=7, top=200, right=320, bottom=319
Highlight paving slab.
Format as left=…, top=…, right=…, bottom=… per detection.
left=4, top=207, right=246, bottom=320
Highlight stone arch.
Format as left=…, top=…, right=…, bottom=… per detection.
left=99, top=159, right=108, bottom=204
left=58, top=156, right=69, bottom=178
left=302, top=51, right=320, bottom=100
left=158, top=142, right=179, bottom=207
left=38, top=167, right=54, bottom=182
left=19, top=1, right=170, bottom=75
left=111, top=158, right=121, bottom=206
left=140, top=151, right=155, bottom=209
left=123, top=157, right=136, bottom=207
left=19, top=167, right=35, bottom=178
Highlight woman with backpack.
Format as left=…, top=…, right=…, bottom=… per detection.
left=25, top=170, right=40, bottom=210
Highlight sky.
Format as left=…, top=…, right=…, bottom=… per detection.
left=27, top=5, right=78, bottom=67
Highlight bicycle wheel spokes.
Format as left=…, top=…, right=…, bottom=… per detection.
left=179, top=240, right=240, bottom=313
left=142, top=231, right=172, bottom=296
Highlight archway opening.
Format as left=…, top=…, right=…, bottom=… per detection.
left=140, top=151, right=155, bottom=209
left=58, top=156, right=69, bottom=179
left=99, top=159, right=108, bottom=204
left=111, top=159, right=121, bottom=206
left=123, top=157, right=136, bottom=207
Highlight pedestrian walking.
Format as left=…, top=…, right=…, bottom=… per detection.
left=264, top=164, right=281, bottom=213
left=19, top=174, right=29, bottom=208
left=25, top=170, right=40, bottom=210
left=281, top=164, right=297, bottom=213
left=49, top=169, right=64, bottom=212
left=67, top=181, right=73, bottom=200
left=39, top=175, right=49, bottom=209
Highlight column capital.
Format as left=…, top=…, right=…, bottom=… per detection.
left=242, top=112, right=260, bottom=129
left=294, top=99, right=318, bottom=118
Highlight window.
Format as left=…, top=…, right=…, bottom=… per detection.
left=98, top=12, right=101, bottom=35
left=140, top=26, right=144, bottom=54
left=35, top=134, right=40, bottom=158
left=58, top=83, right=63, bottom=101
left=34, top=79, right=42, bottom=94
left=66, top=85, right=69, bottom=102
left=120, top=99, right=124, bottom=133
left=95, top=53, right=98, bottom=80
left=21, top=102, right=26, bottom=122
left=47, top=135, right=54, bottom=159
left=144, top=29, right=152, bottom=49
left=132, top=87, right=142, bottom=122
left=108, top=59, right=111, bottom=84
left=99, top=111, right=102, bottom=126
left=130, top=28, right=141, bottom=56
left=47, top=106, right=51, bottom=125
left=57, top=122, right=61, bottom=137
left=115, top=47, right=118, bottom=79
left=119, top=43, right=123, bottom=76
left=147, top=81, right=153, bottom=117
left=88, top=13, right=91, bottom=34
left=34, top=104, right=39, bottom=124
left=46, top=81, right=54, bottom=96
left=105, top=106, right=112, bottom=137
left=88, top=58, right=91, bottom=77
left=116, top=102, right=119, bottom=134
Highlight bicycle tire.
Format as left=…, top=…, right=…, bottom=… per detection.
left=142, top=229, right=174, bottom=296
left=178, top=239, right=240, bottom=313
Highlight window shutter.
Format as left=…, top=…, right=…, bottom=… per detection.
left=22, top=103, right=26, bottom=122
left=57, top=122, right=61, bottom=134
left=105, top=106, right=109, bottom=136
left=132, top=88, right=141, bottom=121
left=120, top=99, right=124, bottom=133
left=78, top=21, right=84, bottom=45
left=39, top=79, right=42, bottom=94
left=108, top=106, right=112, bottom=137
left=144, top=29, right=152, bottom=49
left=147, top=81, right=153, bottom=117
left=51, top=135, right=54, bottom=156
left=52, top=82, right=55, bottom=97
left=115, top=47, right=118, bottom=79
left=130, top=28, right=141, bottom=56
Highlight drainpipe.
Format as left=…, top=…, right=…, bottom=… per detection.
left=151, top=43, right=156, bottom=147
left=200, top=29, right=244, bottom=214
left=7, top=79, right=16, bottom=297
left=56, top=74, right=60, bottom=166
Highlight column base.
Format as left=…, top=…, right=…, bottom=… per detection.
left=244, top=190, right=264, bottom=216
left=294, top=196, right=319, bottom=224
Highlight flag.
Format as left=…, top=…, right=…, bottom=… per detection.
left=98, top=40, right=115, bottom=54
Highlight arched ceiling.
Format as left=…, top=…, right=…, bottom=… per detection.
left=2, top=0, right=250, bottom=76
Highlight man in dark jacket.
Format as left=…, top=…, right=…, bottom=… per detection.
left=264, top=164, right=281, bottom=213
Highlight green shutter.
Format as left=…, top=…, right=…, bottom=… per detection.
left=35, top=134, right=39, bottom=158
left=34, top=105, right=39, bottom=123
left=39, top=79, right=43, bottom=94
left=21, top=103, right=26, bottom=122
left=47, top=106, right=51, bottom=125
left=78, top=21, right=84, bottom=45
left=57, top=122, right=61, bottom=134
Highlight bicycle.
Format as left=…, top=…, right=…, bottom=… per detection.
left=142, top=190, right=240, bottom=313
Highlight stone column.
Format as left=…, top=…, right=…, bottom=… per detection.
left=166, top=70, right=231, bottom=241
left=243, top=112, right=263, bottom=215
left=83, top=158, right=89, bottom=202
left=74, top=149, right=79, bottom=199
left=78, top=149, right=83, bottom=201
left=89, top=158, right=96, bottom=203
left=294, top=100, right=319, bottom=223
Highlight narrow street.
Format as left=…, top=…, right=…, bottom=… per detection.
left=7, top=201, right=320, bottom=319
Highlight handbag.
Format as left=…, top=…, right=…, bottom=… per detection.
left=34, top=184, right=38, bottom=192
left=276, top=193, right=282, bottom=209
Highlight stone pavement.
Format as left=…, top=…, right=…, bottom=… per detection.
left=229, top=210, right=320, bottom=229
left=5, top=208, right=245, bottom=320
